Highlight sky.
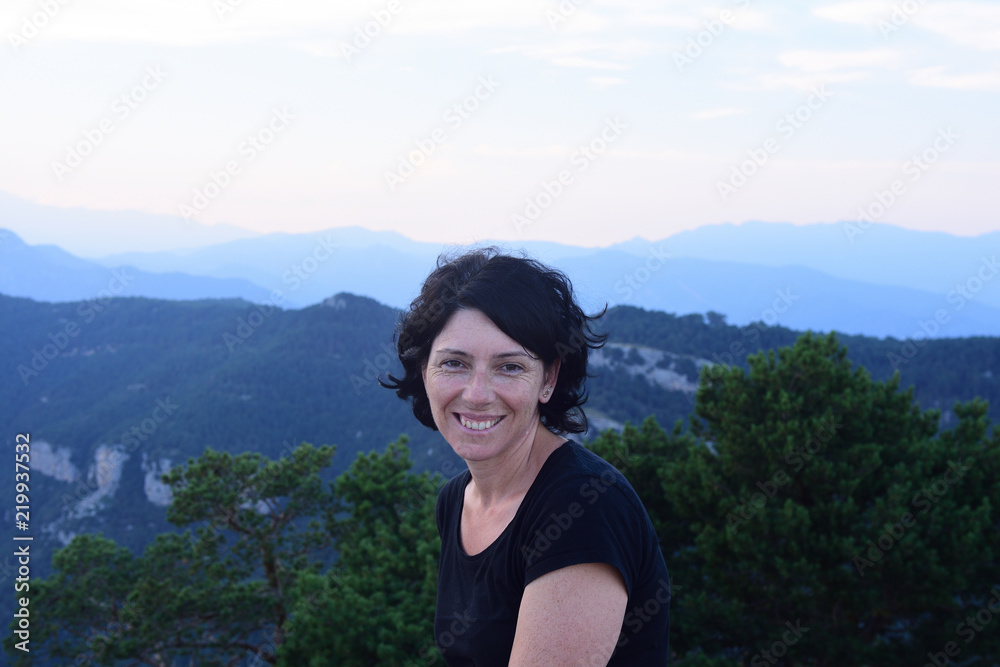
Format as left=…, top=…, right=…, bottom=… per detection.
left=1, top=0, right=998, bottom=251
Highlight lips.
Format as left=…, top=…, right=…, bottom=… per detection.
left=457, top=414, right=505, bottom=432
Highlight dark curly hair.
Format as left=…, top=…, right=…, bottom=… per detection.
left=379, top=247, right=607, bottom=434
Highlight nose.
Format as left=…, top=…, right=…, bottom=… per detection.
left=463, top=368, right=494, bottom=405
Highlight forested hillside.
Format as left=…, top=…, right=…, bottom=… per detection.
left=591, top=306, right=1000, bottom=431
left=7, top=332, right=998, bottom=665
left=2, top=291, right=997, bottom=574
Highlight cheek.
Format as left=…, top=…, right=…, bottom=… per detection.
left=425, top=374, right=459, bottom=408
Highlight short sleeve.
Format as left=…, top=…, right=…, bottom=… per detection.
left=518, top=472, right=647, bottom=595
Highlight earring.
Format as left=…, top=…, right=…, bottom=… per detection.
left=543, top=388, right=551, bottom=397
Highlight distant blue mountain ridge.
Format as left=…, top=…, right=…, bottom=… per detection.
left=0, top=230, right=272, bottom=304
left=652, top=220, right=1000, bottom=304
left=0, top=221, right=997, bottom=339
left=0, top=190, right=257, bottom=255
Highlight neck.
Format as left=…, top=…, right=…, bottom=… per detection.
left=466, top=421, right=564, bottom=509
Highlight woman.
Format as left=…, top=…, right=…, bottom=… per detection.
left=382, top=248, right=670, bottom=665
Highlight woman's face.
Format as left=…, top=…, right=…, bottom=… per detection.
left=422, top=308, right=558, bottom=463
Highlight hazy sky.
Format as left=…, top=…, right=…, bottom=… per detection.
left=2, top=0, right=997, bottom=249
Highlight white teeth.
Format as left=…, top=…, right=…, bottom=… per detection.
left=461, top=416, right=501, bottom=431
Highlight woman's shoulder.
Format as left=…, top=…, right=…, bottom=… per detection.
left=532, top=440, right=646, bottom=514
left=544, top=440, right=630, bottom=486
left=516, top=440, right=662, bottom=593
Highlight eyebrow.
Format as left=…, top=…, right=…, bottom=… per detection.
left=433, top=348, right=536, bottom=360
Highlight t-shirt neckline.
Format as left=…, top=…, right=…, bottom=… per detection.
left=455, top=439, right=571, bottom=560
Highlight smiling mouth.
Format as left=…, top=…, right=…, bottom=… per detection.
left=457, top=414, right=505, bottom=432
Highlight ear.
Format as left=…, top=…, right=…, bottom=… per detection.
left=540, top=358, right=561, bottom=403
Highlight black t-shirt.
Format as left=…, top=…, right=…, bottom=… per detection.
left=433, top=440, right=670, bottom=665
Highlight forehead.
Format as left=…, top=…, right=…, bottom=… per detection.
left=431, top=309, right=533, bottom=357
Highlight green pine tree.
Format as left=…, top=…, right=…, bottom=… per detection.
left=277, top=437, right=443, bottom=666
left=590, top=332, right=1000, bottom=666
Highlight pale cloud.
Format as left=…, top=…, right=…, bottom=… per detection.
left=632, top=13, right=704, bottom=30
left=815, top=1, right=1000, bottom=51
left=909, top=66, right=1000, bottom=91
left=727, top=8, right=776, bottom=32
left=473, top=145, right=571, bottom=159
left=913, top=3, right=1000, bottom=51
left=690, top=108, right=750, bottom=120
left=296, top=40, right=343, bottom=59
left=0, top=0, right=781, bottom=49
left=0, top=0, right=546, bottom=45
left=549, top=10, right=613, bottom=33
left=778, top=49, right=901, bottom=72
left=743, top=48, right=900, bottom=94
left=551, top=56, right=630, bottom=70
left=595, top=0, right=690, bottom=10
left=589, top=76, right=626, bottom=87
left=1, top=0, right=409, bottom=46
left=813, top=1, right=895, bottom=26
left=5, top=0, right=259, bottom=46
left=628, top=6, right=772, bottom=32
left=391, top=0, right=543, bottom=34
left=492, top=38, right=666, bottom=60
left=490, top=37, right=662, bottom=70
left=614, top=148, right=716, bottom=162
left=730, top=71, right=867, bottom=92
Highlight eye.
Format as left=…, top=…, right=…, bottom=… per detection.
left=441, top=359, right=464, bottom=369
left=499, top=363, right=523, bottom=373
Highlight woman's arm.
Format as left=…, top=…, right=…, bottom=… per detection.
left=509, top=562, right=628, bottom=666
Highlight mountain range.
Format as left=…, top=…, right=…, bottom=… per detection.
left=2, top=224, right=998, bottom=339
left=2, top=192, right=998, bottom=337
